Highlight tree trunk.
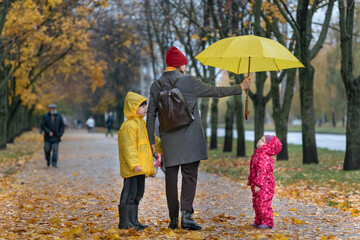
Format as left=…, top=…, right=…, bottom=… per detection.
left=295, top=0, right=335, bottom=164
left=234, top=94, right=245, bottom=156
left=297, top=0, right=318, bottom=164
left=343, top=91, right=360, bottom=170
left=271, top=74, right=288, bottom=160
left=299, top=65, right=318, bottom=164
left=200, top=98, right=209, bottom=140
left=234, top=75, right=245, bottom=156
left=200, top=70, right=212, bottom=141
left=210, top=97, right=218, bottom=149
left=6, top=95, right=21, bottom=143
left=253, top=72, right=267, bottom=149
left=338, top=0, right=359, bottom=170
left=270, top=69, right=296, bottom=160
left=116, top=99, right=125, bottom=129
left=223, top=97, right=235, bottom=152
left=0, top=86, right=7, bottom=149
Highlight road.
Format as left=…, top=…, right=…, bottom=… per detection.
left=207, top=128, right=346, bottom=151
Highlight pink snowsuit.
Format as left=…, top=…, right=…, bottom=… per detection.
left=248, top=136, right=282, bottom=228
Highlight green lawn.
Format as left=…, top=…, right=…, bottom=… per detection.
left=202, top=137, right=359, bottom=188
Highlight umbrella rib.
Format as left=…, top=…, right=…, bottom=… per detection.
left=237, top=57, right=242, bottom=75
left=273, top=58, right=280, bottom=72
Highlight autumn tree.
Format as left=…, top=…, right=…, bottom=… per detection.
left=89, top=2, right=145, bottom=127
left=145, top=0, right=217, bottom=142
left=269, top=0, right=335, bottom=164
left=338, top=0, right=360, bottom=170
left=0, top=0, right=108, bottom=148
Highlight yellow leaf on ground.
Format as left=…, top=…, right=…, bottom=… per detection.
left=50, top=216, right=61, bottom=226
left=291, top=217, right=303, bottom=224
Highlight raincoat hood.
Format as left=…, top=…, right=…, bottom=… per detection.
left=124, top=92, right=147, bottom=119
left=256, top=136, right=282, bottom=156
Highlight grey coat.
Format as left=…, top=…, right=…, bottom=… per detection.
left=146, top=70, right=242, bottom=168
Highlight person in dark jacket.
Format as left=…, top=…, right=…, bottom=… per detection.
left=146, top=47, right=251, bottom=230
left=40, top=104, right=65, bottom=167
left=106, top=112, right=114, bottom=137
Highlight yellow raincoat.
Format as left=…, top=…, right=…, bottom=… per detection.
left=118, top=92, right=162, bottom=178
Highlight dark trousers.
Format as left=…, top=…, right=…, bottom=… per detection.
left=106, top=126, right=113, bottom=137
left=119, top=175, right=145, bottom=206
left=44, top=141, right=59, bottom=167
left=165, top=161, right=200, bottom=218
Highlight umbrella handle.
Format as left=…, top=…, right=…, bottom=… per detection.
left=245, top=89, right=249, bottom=120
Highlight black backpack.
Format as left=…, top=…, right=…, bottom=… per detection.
left=157, top=75, right=194, bottom=131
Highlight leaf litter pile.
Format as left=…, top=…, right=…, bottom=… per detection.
left=0, top=131, right=359, bottom=239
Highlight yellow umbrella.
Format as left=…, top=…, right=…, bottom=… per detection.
left=195, top=35, right=305, bottom=119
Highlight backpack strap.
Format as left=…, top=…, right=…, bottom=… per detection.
left=171, top=75, right=183, bottom=88
left=163, top=73, right=183, bottom=89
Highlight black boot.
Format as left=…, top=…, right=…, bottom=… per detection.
left=129, top=205, right=148, bottom=229
left=168, top=217, right=179, bottom=229
left=118, top=205, right=135, bottom=229
left=181, top=209, right=202, bottom=230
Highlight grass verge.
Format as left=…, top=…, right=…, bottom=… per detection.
left=0, top=129, right=43, bottom=177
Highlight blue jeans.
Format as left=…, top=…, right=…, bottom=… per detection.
left=44, top=141, right=59, bottom=167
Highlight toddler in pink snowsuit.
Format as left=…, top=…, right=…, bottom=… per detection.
left=247, top=135, right=282, bottom=229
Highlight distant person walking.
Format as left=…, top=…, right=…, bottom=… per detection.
left=147, top=46, right=251, bottom=230
left=86, top=116, right=95, bottom=133
left=106, top=112, right=114, bottom=137
left=40, top=104, right=65, bottom=168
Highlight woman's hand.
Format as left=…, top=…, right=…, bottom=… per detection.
left=151, top=144, right=155, bottom=154
left=254, top=186, right=260, bottom=193
left=133, top=166, right=143, bottom=172
left=241, top=76, right=251, bottom=90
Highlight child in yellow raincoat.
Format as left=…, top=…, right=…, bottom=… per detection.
left=117, top=92, right=162, bottom=230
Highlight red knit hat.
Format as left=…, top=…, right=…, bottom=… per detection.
left=166, top=47, right=188, bottom=67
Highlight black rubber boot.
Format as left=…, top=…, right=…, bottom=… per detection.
left=181, top=209, right=202, bottom=230
left=129, top=205, right=148, bottom=229
left=118, top=205, right=135, bottom=229
left=168, top=217, right=179, bottom=229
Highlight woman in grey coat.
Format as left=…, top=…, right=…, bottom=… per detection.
left=147, top=46, right=251, bottom=230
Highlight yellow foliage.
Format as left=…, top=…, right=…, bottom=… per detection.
left=2, top=0, right=108, bottom=110
left=49, top=216, right=61, bottom=226
left=90, top=91, right=117, bottom=114
left=190, top=34, right=200, bottom=40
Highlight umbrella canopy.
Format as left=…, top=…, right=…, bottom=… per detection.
left=195, top=34, right=304, bottom=120
left=195, top=35, right=304, bottom=75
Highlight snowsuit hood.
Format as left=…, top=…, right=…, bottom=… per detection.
left=256, top=135, right=282, bottom=156
left=123, top=92, right=147, bottom=119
